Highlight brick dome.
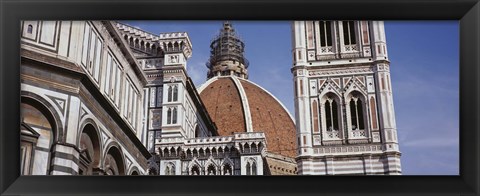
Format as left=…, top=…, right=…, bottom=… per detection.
left=198, top=76, right=297, bottom=158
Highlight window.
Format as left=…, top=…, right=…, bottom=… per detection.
left=93, top=39, right=102, bottom=81
left=173, top=85, right=178, bottom=101
left=172, top=107, right=177, bottom=124
left=246, top=160, right=257, bottom=175
left=223, top=164, right=232, bottom=175
left=81, top=23, right=91, bottom=66
left=166, top=107, right=177, bottom=125
left=167, top=85, right=178, bottom=102
left=167, top=85, right=172, bottom=102
left=319, top=21, right=332, bottom=47
left=349, top=97, right=365, bottom=130
left=27, top=24, right=33, bottom=34
left=165, top=163, right=175, bottom=175
left=191, top=165, right=200, bottom=175
left=325, top=99, right=339, bottom=131
left=342, top=21, right=356, bottom=45
left=104, top=54, right=112, bottom=94
left=207, top=164, right=216, bottom=175
left=370, top=97, right=378, bottom=130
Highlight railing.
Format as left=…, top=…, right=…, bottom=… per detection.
left=351, top=130, right=367, bottom=138
left=313, top=144, right=383, bottom=155
left=324, top=130, right=341, bottom=140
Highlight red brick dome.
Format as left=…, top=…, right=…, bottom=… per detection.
left=198, top=76, right=297, bottom=158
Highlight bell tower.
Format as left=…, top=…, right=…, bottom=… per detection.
left=292, top=21, right=401, bottom=175
left=206, top=22, right=249, bottom=79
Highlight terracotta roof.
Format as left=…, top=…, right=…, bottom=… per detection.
left=199, top=76, right=297, bottom=158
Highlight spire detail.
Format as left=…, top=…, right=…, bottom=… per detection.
left=206, top=22, right=249, bottom=79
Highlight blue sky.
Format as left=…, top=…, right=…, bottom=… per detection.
left=124, top=21, right=459, bottom=175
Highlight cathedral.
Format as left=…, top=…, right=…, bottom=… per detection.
left=19, top=20, right=400, bottom=175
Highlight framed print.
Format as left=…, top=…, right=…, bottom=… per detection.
left=1, top=0, right=479, bottom=195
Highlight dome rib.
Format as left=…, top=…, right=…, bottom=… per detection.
left=230, top=76, right=253, bottom=132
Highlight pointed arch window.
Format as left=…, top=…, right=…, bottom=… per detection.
left=167, top=85, right=178, bottom=102
left=27, top=24, right=33, bottom=34
left=252, top=162, right=257, bottom=175
left=223, top=164, right=232, bottom=175
left=246, top=162, right=251, bottom=175
left=173, top=85, right=178, bottom=101
left=167, top=108, right=172, bottom=124
left=191, top=165, right=200, bottom=175
left=165, top=162, right=175, bottom=175
left=325, top=99, right=339, bottom=131
left=172, top=107, right=177, bottom=124
left=349, top=97, right=365, bottom=130
left=342, top=21, right=356, bottom=45
left=167, top=86, right=172, bottom=102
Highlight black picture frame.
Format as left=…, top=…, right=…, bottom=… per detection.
left=1, top=0, right=479, bottom=195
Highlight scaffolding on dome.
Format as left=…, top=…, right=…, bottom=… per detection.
left=206, top=22, right=249, bottom=69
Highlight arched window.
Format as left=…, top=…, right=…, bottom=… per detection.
left=173, top=85, right=178, bottom=101
left=194, top=125, right=200, bottom=138
left=27, top=24, right=33, bottom=34
left=165, top=162, right=175, bottom=175
left=79, top=124, right=101, bottom=175
left=319, top=21, right=332, bottom=47
left=325, top=98, right=339, bottom=131
left=172, top=107, right=177, bottom=124
left=191, top=165, right=200, bottom=175
left=207, top=164, right=216, bottom=175
left=104, top=146, right=125, bottom=175
left=20, top=100, right=55, bottom=175
left=167, top=86, right=172, bottom=102
left=223, top=164, right=232, bottom=175
left=246, top=162, right=251, bottom=175
left=167, top=108, right=172, bottom=124
left=349, top=97, right=365, bottom=130
left=342, top=21, right=356, bottom=45
left=252, top=162, right=257, bottom=175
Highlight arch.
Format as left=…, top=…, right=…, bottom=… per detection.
left=20, top=95, right=59, bottom=175
left=129, top=37, right=134, bottom=47
left=27, top=24, right=33, bottom=34
left=152, top=44, right=157, bottom=54
left=345, top=90, right=368, bottom=134
left=21, top=93, right=63, bottom=142
left=78, top=122, right=102, bottom=175
left=207, top=164, right=216, bottom=175
left=194, top=124, right=200, bottom=138
left=167, top=85, right=173, bottom=102
left=167, top=108, right=172, bottom=124
left=146, top=42, right=151, bottom=52
left=164, top=162, right=175, bottom=175
left=128, top=166, right=140, bottom=175
left=321, top=92, right=342, bottom=134
left=172, top=107, right=177, bottom=124
left=103, top=142, right=126, bottom=175
left=134, top=38, right=139, bottom=48
left=173, top=42, right=180, bottom=51
left=140, top=40, right=145, bottom=51
left=191, top=165, right=200, bottom=175
left=172, top=85, right=178, bottom=101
